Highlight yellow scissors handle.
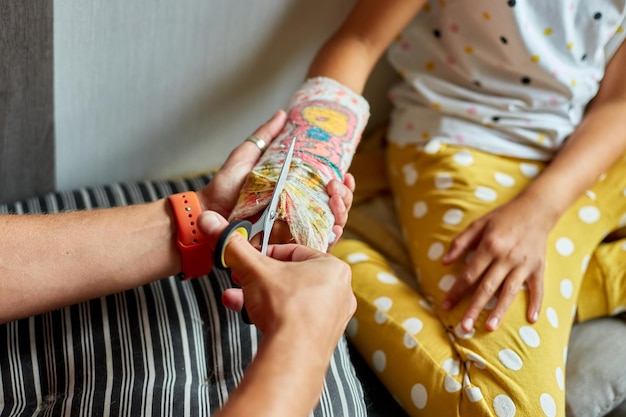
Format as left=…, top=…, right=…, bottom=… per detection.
left=211, top=136, right=298, bottom=325
left=214, top=219, right=252, bottom=270
left=213, top=219, right=254, bottom=324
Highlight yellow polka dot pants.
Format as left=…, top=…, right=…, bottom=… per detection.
left=332, top=142, right=626, bottom=416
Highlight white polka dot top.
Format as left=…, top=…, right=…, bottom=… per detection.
left=387, top=0, right=626, bottom=161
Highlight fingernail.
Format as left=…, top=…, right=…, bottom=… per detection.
left=487, top=317, right=499, bottom=330
left=199, top=211, right=221, bottom=232
left=531, top=311, right=539, bottom=322
left=462, top=318, right=474, bottom=331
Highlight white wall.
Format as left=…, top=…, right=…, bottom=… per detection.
left=54, top=0, right=397, bottom=191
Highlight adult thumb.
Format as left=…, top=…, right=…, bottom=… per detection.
left=198, top=210, right=265, bottom=269
left=198, top=212, right=268, bottom=284
left=197, top=210, right=230, bottom=243
left=222, top=230, right=268, bottom=286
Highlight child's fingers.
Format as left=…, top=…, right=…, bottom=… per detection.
left=328, top=225, right=344, bottom=250
left=343, top=173, right=355, bottom=210
left=483, top=267, right=526, bottom=331
left=525, top=272, right=543, bottom=324
left=442, top=220, right=482, bottom=264
left=329, top=194, right=348, bottom=229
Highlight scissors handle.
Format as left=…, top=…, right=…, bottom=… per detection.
left=213, top=219, right=253, bottom=324
left=212, top=135, right=296, bottom=325
left=214, top=220, right=252, bottom=270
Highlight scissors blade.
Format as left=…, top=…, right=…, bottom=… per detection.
left=260, top=135, right=297, bottom=254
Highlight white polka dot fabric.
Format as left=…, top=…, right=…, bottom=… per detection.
left=332, top=144, right=626, bottom=415
left=387, top=1, right=626, bottom=161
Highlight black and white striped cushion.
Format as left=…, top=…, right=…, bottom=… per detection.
left=0, top=175, right=366, bottom=417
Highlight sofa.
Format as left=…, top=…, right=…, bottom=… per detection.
left=3, top=2, right=626, bottom=414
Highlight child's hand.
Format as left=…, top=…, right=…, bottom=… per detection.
left=230, top=78, right=369, bottom=252
left=327, top=173, right=356, bottom=248
left=250, top=173, right=356, bottom=251
left=440, top=193, right=556, bottom=332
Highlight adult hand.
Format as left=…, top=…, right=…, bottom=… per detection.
left=197, top=110, right=354, bottom=247
left=197, top=110, right=287, bottom=218
left=198, top=210, right=356, bottom=340
left=202, top=212, right=356, bottom=417
left=441, top=193, right=553, bottom=332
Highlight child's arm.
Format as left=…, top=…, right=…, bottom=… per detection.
left=232, top=0, right=426, bottom=251
left=307, top=0, right=427, bottom=93
left=519, top=40, right=626, bottom=216
left=442, top=40, right=626, bottom=331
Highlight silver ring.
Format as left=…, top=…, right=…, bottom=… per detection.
left=245, top=135, right=267, bottom=153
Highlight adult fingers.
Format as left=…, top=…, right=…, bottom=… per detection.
left=222, top=288, right=244, bottom=312
left=240, top=109, right=287, bottom=155
left=224, top=110, right=287, bottom=168
left=202, top=111, right=288, bottom=217
left=198, top=210, right=267, bottom=286
left=264, top=243, right=326, bottom=263
left=197, top=210, right=230, bottom=245
left=221, top=232, right=269, bottom=287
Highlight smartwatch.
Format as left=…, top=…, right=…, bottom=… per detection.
left=167, top=192, right=212, bottom=279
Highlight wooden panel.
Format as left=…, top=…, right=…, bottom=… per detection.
left=0, top=1, right=54, bottom=204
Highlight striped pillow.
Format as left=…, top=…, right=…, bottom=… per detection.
left=0, top=175, right=366, bottom=417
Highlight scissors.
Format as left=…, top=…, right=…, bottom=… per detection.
left=213, top=135, right=297, bottom=323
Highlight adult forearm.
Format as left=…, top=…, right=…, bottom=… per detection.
left=0, top=200, right=180, bottom=323
left=215, top=328, right=334, bottom=417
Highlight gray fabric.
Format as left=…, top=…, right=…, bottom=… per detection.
left=0, top=1, right=55, bottom=204
left=567, top=317, right=626, bottom=417
left=606, top=400, right=626, bottom=417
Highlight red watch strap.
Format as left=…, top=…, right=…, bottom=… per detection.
left=167, top=192, right=212, bottom=279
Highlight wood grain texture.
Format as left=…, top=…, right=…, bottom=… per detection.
left=0, top=1, right=54, bottom=204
